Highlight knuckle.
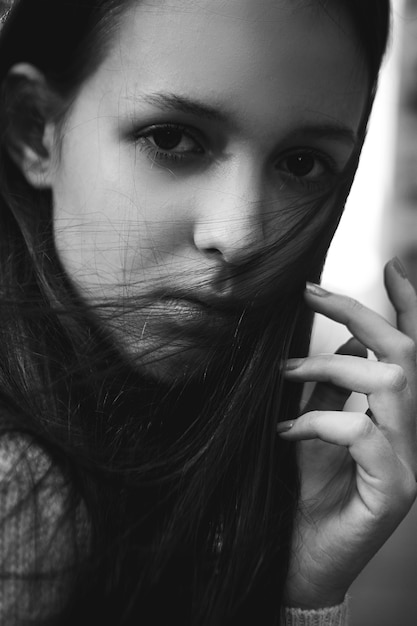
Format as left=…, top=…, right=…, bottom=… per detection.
left=381, top=363, right=408, bottom=392
left=404, top=474, right=417, bottom=503
left=315, top=354, right=339, bottom=379
left=405, top=290, right=417, bottom=311
left=305, top=410, right=320, bottom=425
left=396, top=335, right=417, bottom=362
left=343, top=295, right=363, bottom=317
left=304, top=410, right=323, bottom=433
left=393, top=470, right=417, bottom=513
left=352, top=413, right=374, bottom=438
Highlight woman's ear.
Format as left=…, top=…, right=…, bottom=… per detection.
left=3, top=63, right=60, bottom=189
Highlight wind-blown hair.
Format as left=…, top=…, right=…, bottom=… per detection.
left=0, top=1, right=390, bottom=624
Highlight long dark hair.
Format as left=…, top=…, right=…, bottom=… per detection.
left=0, top=1, right=390, bottom=625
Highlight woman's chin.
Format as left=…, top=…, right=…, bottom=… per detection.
left=124, top=338, right=215, bottom=383
left=100, top=307, right=238, bottom=382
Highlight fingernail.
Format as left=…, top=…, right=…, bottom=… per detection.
left=284, top=358, right=305, bottom=371
left=276, top=420, right=294, bottom=433
left=305, top=282, right=330, bottom=297
left=391, top=256, right=408, bottom=280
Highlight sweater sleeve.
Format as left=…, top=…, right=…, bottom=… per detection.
left=0, top=433, right=89, bottom=623
left=282, top=597, right=349, bottom=626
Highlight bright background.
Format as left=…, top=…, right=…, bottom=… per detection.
left=312, top=2, right=417, bottom=623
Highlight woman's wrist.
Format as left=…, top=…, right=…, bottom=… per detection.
left=284, top=577, right=348, bottom=611
left=282, top=596, right=349, bottom=626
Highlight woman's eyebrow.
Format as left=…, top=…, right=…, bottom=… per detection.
left=288, top=124, right=359, bottom=147
left=127, top=92, right=359, bottom=146
left=131, top=92, right=227, bottom=122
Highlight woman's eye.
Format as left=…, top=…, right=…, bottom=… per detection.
left=137, top=125, right=204, bottom=162
left=276, top=150, right=335, bottom=188
left=283, top=154, right=316, bottom=177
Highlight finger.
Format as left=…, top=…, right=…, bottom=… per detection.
left=277, top=411, right=417, bottom=516
left=304, top=282, right=414, bottom=369
left=304, top=337, right=367, bottom=413
left=384, top=257, right=417, bottom=346
left=285, top=352, right=416, bottom=465
left=285, top=354, right=413, bottom=422
left=285, top=353, right=408, bottom=396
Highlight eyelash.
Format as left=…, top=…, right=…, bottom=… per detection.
left=135, top=123, right=204, bottom=164
left=135, top=123, right=339, bottom=190
left=276, top=149, right=338, bottom=192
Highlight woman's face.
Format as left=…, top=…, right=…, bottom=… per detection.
left=49, top=0, right=368, bottom=378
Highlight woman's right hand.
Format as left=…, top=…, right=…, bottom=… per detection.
left=279, top=258, right=417, bottom=609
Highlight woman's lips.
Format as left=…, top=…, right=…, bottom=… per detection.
left=164, top=296, right=205, bottom=311
left=155, top=295, right=236, bottom=334
left=159, top=296, right=217, bottom=323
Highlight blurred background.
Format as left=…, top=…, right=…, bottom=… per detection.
left=312, top=0, right=417, bottom=622
left=0, top=0, right=416, bottom=623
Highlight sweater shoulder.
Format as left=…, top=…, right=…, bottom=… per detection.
left=0, top=431, right=90, bottom=622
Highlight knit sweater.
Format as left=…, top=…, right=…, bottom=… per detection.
left=0, top=434, right=348, bottom=625
left=0, top=433, right=88, bottom=622
left=284, top=600, right=348, bottom=625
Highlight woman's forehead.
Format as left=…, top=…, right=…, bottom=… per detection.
left=127, top=0, right=340, bottom=20
left=78, top=0, right=367, bottom=140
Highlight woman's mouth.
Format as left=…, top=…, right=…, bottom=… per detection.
left=157, top=296, right=227, bottom=331
left=161, top=295, right=210, bottom=316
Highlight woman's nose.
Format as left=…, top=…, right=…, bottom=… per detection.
left=193, top=165, right=266, bottom=264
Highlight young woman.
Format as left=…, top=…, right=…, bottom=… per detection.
left=0, top=1, right=415, bottom=624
